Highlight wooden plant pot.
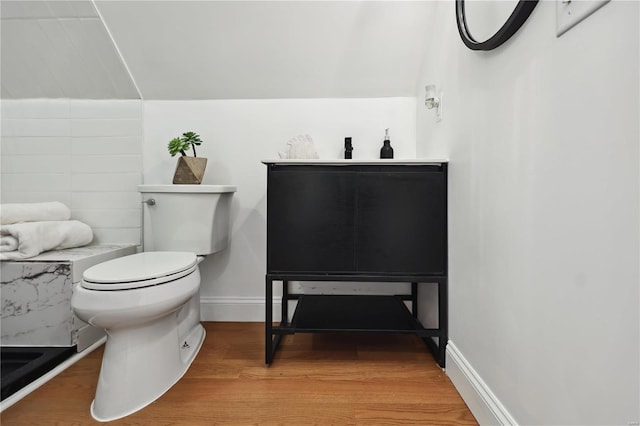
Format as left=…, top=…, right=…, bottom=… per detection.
left=173, top=157, right=207, bottom=184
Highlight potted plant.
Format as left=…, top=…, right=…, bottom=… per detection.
left=168, top=131, right=208, bottom=184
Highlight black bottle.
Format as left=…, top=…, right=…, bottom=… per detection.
left=380, top=128, right=394, bottom=159
left=344, top=137, right=353, bottom=159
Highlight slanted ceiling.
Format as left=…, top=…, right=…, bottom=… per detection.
left=1, top=0, right=139, bottom=99
left=1, top=1, right=433, bottom=100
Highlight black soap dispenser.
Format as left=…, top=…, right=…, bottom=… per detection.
left=380, top=128, right=394, bottom=159
left=344, top=137, right=353, bottom=159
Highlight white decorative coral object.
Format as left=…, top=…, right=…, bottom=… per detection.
left=278, top=134, right=319, bottom=159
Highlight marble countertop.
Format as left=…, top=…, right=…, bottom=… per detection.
left=261, top=158, right=448, bottom=166
left=13, top=244, right=137, bottom=262
left=2, top=244, right=138, bottom=282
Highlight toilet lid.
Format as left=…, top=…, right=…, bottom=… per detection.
left=82, top=252, right=197, bottom=290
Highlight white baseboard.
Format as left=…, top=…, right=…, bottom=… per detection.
left=200, top=297, right=281, bottom=322
left=446, top=341, right=517, bottom=426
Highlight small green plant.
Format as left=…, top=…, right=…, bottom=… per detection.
left=168, top=131, right=203, bottom=157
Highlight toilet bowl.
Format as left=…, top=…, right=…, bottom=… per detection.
left=71, top=184, right=236, bottom=422
left=72, top=251, right=204, bottom=422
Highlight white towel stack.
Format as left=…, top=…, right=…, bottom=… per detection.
left=0, top=202, right=93, bottom=260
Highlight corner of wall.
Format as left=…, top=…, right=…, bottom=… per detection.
left=446, top=341, right=517, bottom=426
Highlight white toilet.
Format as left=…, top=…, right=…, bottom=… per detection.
left=71, top=184, right=236, bottom=422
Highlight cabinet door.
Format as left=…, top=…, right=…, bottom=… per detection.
left=356, top=170, right=446, bottom=275
left=267, top=168, right=356, bottom=273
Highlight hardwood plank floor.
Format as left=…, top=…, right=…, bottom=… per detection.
left=1, top=323, right=477, bottom=425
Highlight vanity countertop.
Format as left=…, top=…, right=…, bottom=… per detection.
left=261, top=158, right=448, bottom=166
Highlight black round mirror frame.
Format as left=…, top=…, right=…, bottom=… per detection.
left=456, top=0, right=539, bottom=51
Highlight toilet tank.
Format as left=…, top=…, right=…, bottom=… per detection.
left=138, top=185, right=236, bottom=255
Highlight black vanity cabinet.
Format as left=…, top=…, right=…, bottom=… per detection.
left=268, top=168, right=356, bottom=273
left=264, top=161, right=448, bottom=367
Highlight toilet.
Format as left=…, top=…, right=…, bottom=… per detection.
left=71, top=184, right=236, bottom=422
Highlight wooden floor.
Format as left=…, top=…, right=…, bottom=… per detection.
left=1, top=323, right=476, bottom=425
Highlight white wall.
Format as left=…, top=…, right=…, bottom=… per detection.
left=416, top=1, right=639, bottom=425
left=1, top=99, right=143, bottom=245
left=143, top=98, right=416, bottom=320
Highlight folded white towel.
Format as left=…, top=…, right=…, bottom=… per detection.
left=0, top=202, right=71, bottom=225
left=0, top=220, right=93, bottom=260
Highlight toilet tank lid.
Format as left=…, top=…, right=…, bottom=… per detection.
left=138, top=184, right=236, bottom=193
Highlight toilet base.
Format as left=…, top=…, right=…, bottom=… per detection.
left=90, top=317, right=205, bottom=422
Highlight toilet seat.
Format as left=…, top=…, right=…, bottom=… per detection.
left=82, top=252, right=198, bottom=291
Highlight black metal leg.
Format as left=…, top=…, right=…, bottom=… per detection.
left=437, top=277, right=448, bottom=368
left=282, top=280, right=289, bottom=324
left=265, top=275, right=273, bottom=365
left=411, top=282, right=418, bottom=318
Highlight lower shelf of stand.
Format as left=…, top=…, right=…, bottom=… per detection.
left=286, top=295, right=423, bottom=333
